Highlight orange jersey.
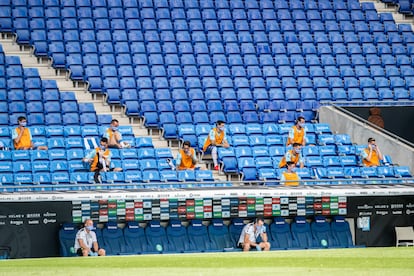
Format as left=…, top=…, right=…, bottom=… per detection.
left=177, top=148, right=196, bottom=170
left=287, top=126, right=305, bottom=145
left=362, top=148, right=380, bottom=167
left=282, top=172, right=300, bottom=186
left=91, top=148, right=111, bottom=171
left=203, top=128, right=225, bottom=152
left=279, top=149, right=301, bottom=168
left=13, top=127, right=32, bottom=149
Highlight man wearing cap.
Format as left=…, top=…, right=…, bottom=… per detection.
left=361, top=137, right=383, bottom=167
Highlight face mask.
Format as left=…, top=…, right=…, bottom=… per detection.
left=298, top=122, right=305, bottom=128
left=20, top=122, right=27, bottom=127
left=111, top=127, right=118, bottom=131
left=256, top=225, right=262, bottom=233
left=100, top=146, right=106, bottom=151
left=290, top=168, right=295, bottom=172
left=218, top=127, right=225, bottom=131
left=86, top=225, right=94, bottom=231
left=294, top=148, right=300, bottom=154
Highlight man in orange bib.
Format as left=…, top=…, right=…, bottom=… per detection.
left=12, top=116, right=48, bottom=150
left=280, top=161, right=301, bottom=186
left=279, top=143, right=304, bottom=168
left=176, top=140, right=198, bottom=170
left=361, top=137, right=383, bottom=167
left=83, top=137, right=122, bottom=183
left=103, top=119, right=130, bottom=148
left=202, top=120, right=229, bottom=170
left=286, top=116, right=307, bottom=146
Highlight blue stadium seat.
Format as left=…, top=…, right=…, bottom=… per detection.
left=145, top=220, right=169, bottom=254
left=331, top=216, right=354, bottom=248
left=208, top=219, right=234, bottom=251
left=311, top=216, right=336, bottom=248
left=102, top=221, right=124, bottom=255
left=228, top=218, right=244, bottom=249
left=58, top=223, right=78, bottom=257
left=165, top=220, right=191, bottom=253
left=269, top=217, right=294, bottom=250
left=123, top=221, right=147, bottom=254
left=290, top=217, right=315, bottom=249
left=187, top=220, right=212, bottom=252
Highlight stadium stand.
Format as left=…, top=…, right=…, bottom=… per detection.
left=0, top=0, right=413, bottom=188
left=2, top=1, right=414, bottom=258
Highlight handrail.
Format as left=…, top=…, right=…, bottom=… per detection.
left=328, top=104, right=414, bottom=148
left=3, top=177, right=414, bottom=192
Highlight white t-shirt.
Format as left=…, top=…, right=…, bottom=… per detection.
left=74, top=228, right=97, bottom=250
left=238, top=222, right=266, bottom=246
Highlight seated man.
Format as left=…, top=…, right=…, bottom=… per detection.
left=238, top=217, right=271, bottom=252
left=286, top=116, right=307, bottom=146
left=12, top=116, right=48, bottom=150
left=74, top=219, right=105, bottom=257
left=103, top=119, right=130, bottom=148
left=278, top=143, right=304, bottom=168
left=202, top=120, right=230, bottom=170
left=82, top=137, right=122, bottom=183
left=361, top=137, right=384, bottom=167
left=280, top=161, right=301, bottom=186
left=176, top=140, right=198, bottom=170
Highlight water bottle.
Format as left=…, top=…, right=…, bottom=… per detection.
left=167, top=159, right=176, bottom=170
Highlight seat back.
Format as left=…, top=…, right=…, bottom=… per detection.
left=58, top=223, right=78, bottom=257
left=145, top=220, right=169, bottom=253
left=331, top=216, right=354, bottom=248
left=187, top=219, right=212, bottom=252
left=166, top=220, right=191, bottom=253
left=269, top=217, right=294, bottom=249
left=228, top=218, right=245, bottom=248
left=123, top=221, right=147, bottom=254
left=290, top=216, right=314, bottom=248
left=208, top=219, right=233, bottom=251
left=310, top=216, right=335, bottom=248
left=101, top=221, right=124, bottom=255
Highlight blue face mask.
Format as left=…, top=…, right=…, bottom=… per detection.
left=256, top=225, right=262, bottom=233
left=20, top=122, right=27, bottom=127
left=86, top=225, right=94, bottom=231
left=100, top=146, right=106, bottom=151
left=111, top=127, right=118, bottom=131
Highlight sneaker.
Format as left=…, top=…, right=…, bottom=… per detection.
left=214, top=165, right=219, bottom=171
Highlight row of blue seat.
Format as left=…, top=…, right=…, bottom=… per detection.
left=2, top=0, right=374, bottom=11
left=58, top=216, right=355, bottom=256
left=2, top=0, right=413, bottom=111
left=0, top=147, right=172, bottom=161
left=0, top=3, right=387, bottom=26
left=0, top=168, right=216, bottom=187
left=238, top=164, right=412, bottom=183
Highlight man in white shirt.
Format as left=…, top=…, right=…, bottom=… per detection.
left=74, top=219, right=106, bottom=257
left=238, top=217, right=271, bottom=252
